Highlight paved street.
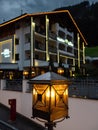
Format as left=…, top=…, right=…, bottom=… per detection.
left=0, top=103, right=45, bottom=130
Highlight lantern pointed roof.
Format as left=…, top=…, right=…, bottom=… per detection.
left=29, top=71, right=70, bottom=84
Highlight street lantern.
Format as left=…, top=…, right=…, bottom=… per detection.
left=29, top=71, right=70, bottom=130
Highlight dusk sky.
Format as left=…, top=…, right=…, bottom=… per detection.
left=0, top=0, right=98, bottom=23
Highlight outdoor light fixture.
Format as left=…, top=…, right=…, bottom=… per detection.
left=23, top=71, right=29, bottom=76
left=29, top=71, right=70, bottom=130
left=57, top=67, right=64, bottom=75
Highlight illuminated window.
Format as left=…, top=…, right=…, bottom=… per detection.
left=0, top=39, right=12, bottom=63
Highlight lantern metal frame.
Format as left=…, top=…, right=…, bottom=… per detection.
left=29, top=71, right=70, bottom=130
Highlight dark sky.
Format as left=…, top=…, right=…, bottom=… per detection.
left=0, top=0, right=98, bottom=23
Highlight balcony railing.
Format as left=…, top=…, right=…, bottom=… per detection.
left=59, top=45, right=65, bottom=51
left=49, top=31, right=57, bottom=40
left=48, top=46, right=57, bottom=53
left=4, top=79, right=22, bottom=92
left=35, top=42, right=45, bottom=51
left=35, top=53, right=46, bottom=61
left=69, top=78, right=98, bottom=99
left=35, top=26, right=45, bottom=35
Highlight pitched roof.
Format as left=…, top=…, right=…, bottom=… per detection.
left=29, top=71, right=70, bottom=84
left=0, top=10, right=88, bottom=45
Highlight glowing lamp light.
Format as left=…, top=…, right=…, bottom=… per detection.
left=57, top=37, right=74, bottom=47
left=23, top=71, right=29, bottom=76
left=29, top=71, right=70, bottom=130
left=57, top=37, right=65, bottom=43
left=57, top=67, right=64, bottom=75
left=46, top=87, right=55, bottom=98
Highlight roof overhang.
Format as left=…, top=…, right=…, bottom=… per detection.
left=0, top=10, right=88, bottom=45
left=29, top=71, right=70, bottom=85
left=0, top=63, right=18, bottom=70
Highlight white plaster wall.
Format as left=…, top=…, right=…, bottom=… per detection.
left=0, top=90, right=32, bottom=119
left=55, top=98, right=98, bottom=130
left=15, top=26, right=31, bottom=70
left=0, top=80, right=32, bottom=119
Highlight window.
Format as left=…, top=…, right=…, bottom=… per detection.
left=35, top=52, right=46, bottom=60
left=25, top=50, right=30, bottom=60
left=35, top=54, right=39, bottom=59
left=15, top=38, right=19, bottom=45
left=58, top=30, right=65, bottom=39
left=25, top=33, right=30, bottom=43
left=67, top=46, right=72, bottom=53
left=15, top=54, right=19, bottom=61
left=67, top=34, right=72, bottom=41
left=67, top=58, right=73, bottom=65
left=59, top=43, right=65, bottom=51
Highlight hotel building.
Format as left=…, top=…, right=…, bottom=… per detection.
left=0, top=10, right=87, bottom=79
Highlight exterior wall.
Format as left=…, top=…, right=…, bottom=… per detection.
left=0, top=80, right=98, bottom=130
left=0, top=12, right=85, bottom=79
left=0, top=80, right=32, bottom=119
left=57, top=24, right=74, bottom=67
left=56, top=98, right=98, bottom=130
left=15, top=26, right=30, bottom=70
left=13, top=17, right=77, bottom=74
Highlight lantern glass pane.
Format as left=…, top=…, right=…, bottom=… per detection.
left=45, top=86, right=56, bottom=107
left=33, top=84, right=49, bottom=110
left=52, top=84, right=68, bottom=107
left=50, top=86, right=68, bottom=121
left=33, top=84, right=48, bottom=94
left=53, top=84, right=68, bottom=95
left=33, top=88, right=37, bottom=105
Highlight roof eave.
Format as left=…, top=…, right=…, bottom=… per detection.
left=0, top=10, right=88, bottom=45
